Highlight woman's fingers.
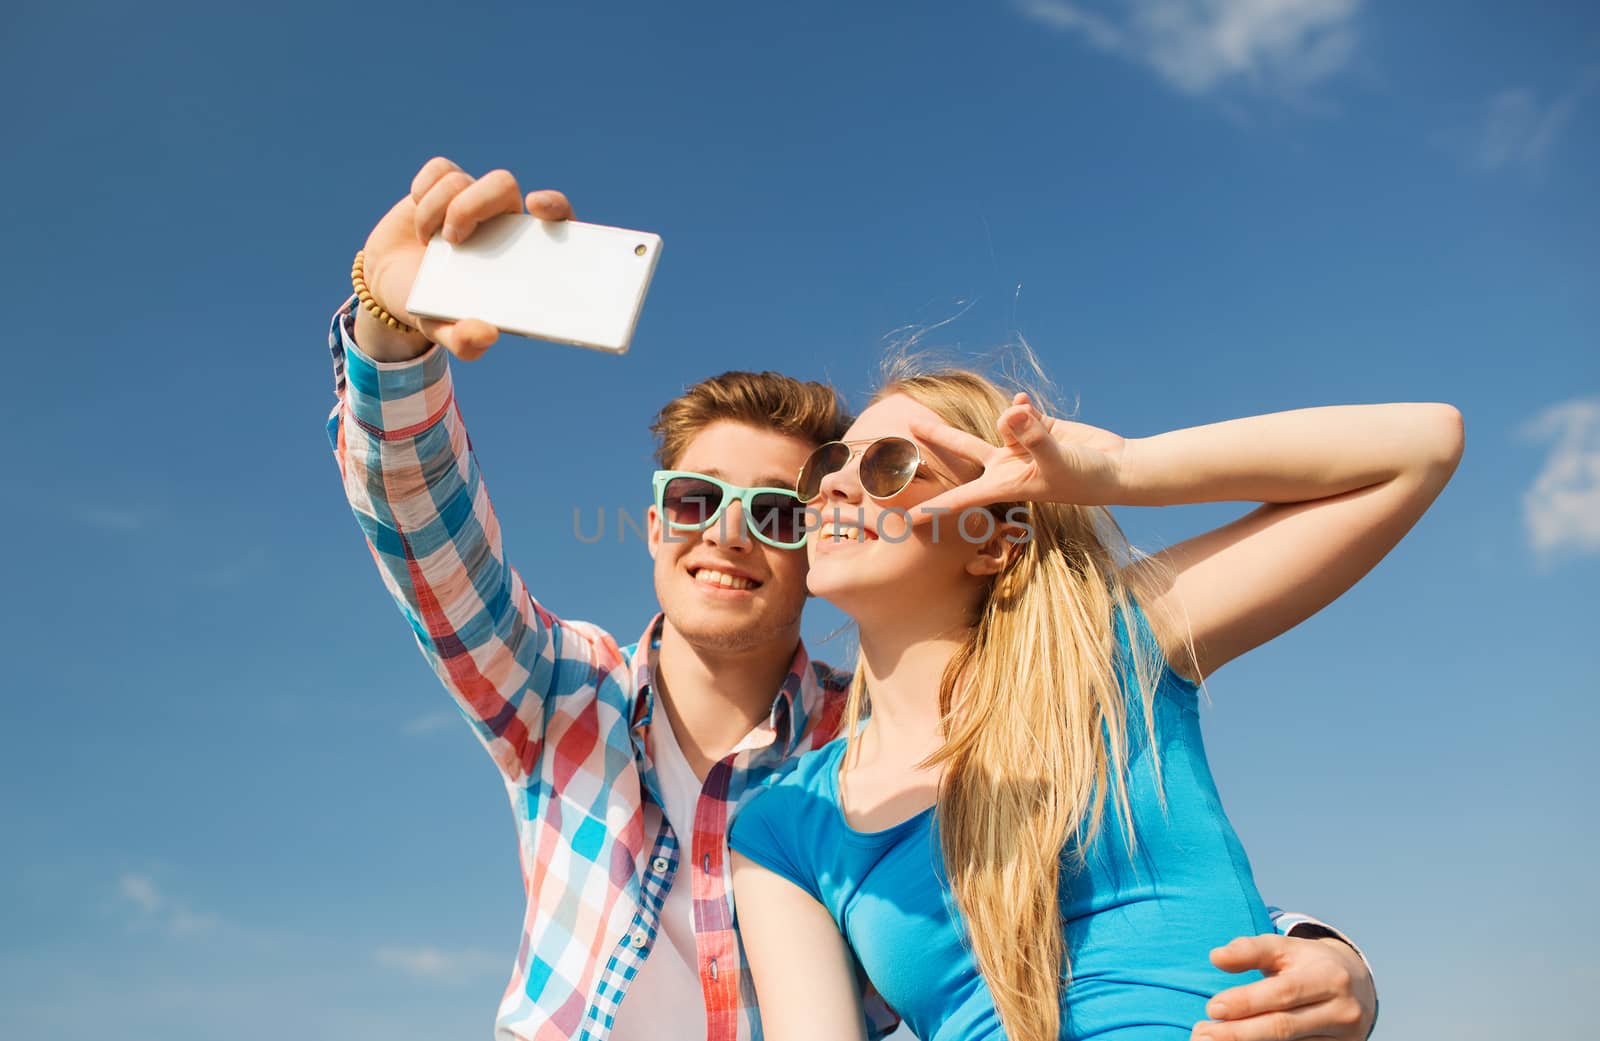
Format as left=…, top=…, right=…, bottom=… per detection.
left=998, top=403, right=1058, bottom=458
left=909, top=419, right=994, bottom=469
left=905, top=479, right=1004, bottom=528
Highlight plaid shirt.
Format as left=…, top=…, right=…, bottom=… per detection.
left=324, top=299, right=1366, bottom=1041
left=325, top=299, right=882, bottom=1041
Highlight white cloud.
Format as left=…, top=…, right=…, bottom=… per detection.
left=374, top=945, right=503, bottom=983
left=1016, top=0, right=1362, bottom=95
left=116, top=872, right=221, bottom=936
left=402, top=712, right=458, bottom=736
left=1522, top=397, right=1600, bottom=558
left=118, top=873, right=162, bottom=913
left=1469, top=69, right=1598, bottom=173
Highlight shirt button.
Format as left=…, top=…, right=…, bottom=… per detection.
left=708, top=957, right=719, bottom=981
left=702, top=853, right=712, bottom=872
left=651, top=856, right=670, bottom=874
left=630, top=929, right=648, bottom=949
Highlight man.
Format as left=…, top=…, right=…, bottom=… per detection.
left=328, top=157, right=1377, bottom=1041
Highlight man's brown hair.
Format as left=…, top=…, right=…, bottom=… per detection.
left=650, top=370, right=852, bottom=471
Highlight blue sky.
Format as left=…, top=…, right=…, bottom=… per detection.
left=2, top=2, right=1596, bottom=1038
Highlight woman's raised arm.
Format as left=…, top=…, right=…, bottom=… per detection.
left=1118, top=402, right=1463, bottom=678
left=910, top=397, right=1463, bottom=679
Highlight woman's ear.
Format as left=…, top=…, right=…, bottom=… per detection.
left=964, top=519, right=1028, bottom=578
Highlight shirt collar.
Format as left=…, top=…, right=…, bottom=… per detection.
left=627, top=612, right=830, bottom=760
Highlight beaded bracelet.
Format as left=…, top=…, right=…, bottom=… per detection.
left=351, top=250, right=419, bottom=334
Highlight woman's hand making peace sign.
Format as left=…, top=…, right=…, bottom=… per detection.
left=908, top=392, right=1129, bottom=518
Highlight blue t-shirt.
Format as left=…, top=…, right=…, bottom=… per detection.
left=728, top=604, right=1272, bottom=1040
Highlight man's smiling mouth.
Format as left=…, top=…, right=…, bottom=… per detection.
left=689, top=566, right=761, bottom=591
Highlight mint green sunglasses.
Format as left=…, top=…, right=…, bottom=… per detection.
left=652, top=471, right=811, bottom=549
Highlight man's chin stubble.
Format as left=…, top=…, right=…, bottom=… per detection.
left=671, top=610, right=803, bottom=656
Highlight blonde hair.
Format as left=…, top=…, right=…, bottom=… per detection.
left=650, top=370, right=850, bottom=469
left=839, top=365, right=1164, bottom=1041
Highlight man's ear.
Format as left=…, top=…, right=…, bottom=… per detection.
left=646, top=504, right=662, bottom=560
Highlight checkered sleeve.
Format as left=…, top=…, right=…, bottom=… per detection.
left=326, top=298, right=612, bottom=787
left=1267, top=907, right=1371, bottom=971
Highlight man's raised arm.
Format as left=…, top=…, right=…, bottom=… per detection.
left=327, top=158, right=620, bottom=788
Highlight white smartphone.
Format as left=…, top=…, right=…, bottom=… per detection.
left=405, top=214, right=663, bottom=354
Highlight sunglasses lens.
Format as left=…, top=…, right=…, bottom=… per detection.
left=748, top=492, right=808, bottom=546
left=661, top=476, right=725, bottom=527
left=861, top=437, right=919, bottom=498
left=796, top=442, right=851, bottom=501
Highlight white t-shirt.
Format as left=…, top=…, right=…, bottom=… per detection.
left=608, top=710, right=708, bottom=1041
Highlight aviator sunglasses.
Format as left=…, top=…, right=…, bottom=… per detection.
left=652, top=471, right=810, bottom=549
left=795, top=436, right=938, bottom=503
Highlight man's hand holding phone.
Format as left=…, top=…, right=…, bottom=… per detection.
left=354, top=158, right=574, bottom=363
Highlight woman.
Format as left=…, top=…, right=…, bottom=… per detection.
left=728, top=363, right=1461, bottom=1041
